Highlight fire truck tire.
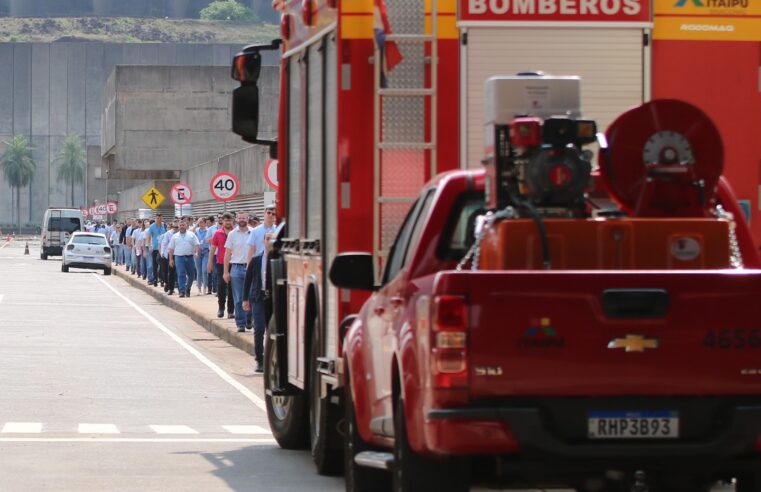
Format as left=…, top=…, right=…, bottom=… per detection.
left=309, top=324, right=343, bottom=475
left=264, top=328, right=309, bottom=449
left=344, top=368, right=390, bottom=492
left=392, top=398, right=468, bottom=492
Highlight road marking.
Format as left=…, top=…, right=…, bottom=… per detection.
left=222, top=425, right=272, bottom=435
left=0, top=438, right=276, bottom=444
left=2, top=422, right=43, bottom=434
left=150, top=425, right=198, bottom=435
left=93, top=274, right=268, bottom=412
left=78, top=423, right=120, bottom=434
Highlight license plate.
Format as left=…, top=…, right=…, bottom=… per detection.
left=588, top=411, right=679, bottom=439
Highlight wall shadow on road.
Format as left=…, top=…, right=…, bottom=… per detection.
left=176, top=445, right=343, bottom=491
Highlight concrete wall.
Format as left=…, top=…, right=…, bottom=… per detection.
left=0, top=41, right=265, bottom=226
left=102, top=65, right=278, bottom=176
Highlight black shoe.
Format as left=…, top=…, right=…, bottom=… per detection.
left=254, top=361, right=263, bottom=373
left=167, top=290, right=174, bottom=295
left=237, top=327, right=245, bottom=333
left=245, top=320, right=252, bottom=330
left=186, top=289, right=191, bottom=297
left=227, top=312, right=234, bottom=319
left=179, top=292, right=185, bottom=298
left=217, top=309, right=224, bottom=318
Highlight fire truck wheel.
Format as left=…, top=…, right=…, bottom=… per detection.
left=344, top=368, right=390, bottom=492
left=264, top=327, right=309, bottom=449
left=309, top=323, right=343, bottom=475
left=392, top=398, right=469, bottom=492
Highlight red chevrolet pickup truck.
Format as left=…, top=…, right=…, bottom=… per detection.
left=329, top=99, right=761, bottom=492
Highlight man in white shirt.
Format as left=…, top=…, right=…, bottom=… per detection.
left=223, top=212, right=252, bottom=332
left=168, top=219, right=200, bottom=298
left=242, top=204, right=277, bottom=372
left=160, top=221, right=178, bottom=295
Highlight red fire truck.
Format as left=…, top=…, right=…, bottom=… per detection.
left=230, top=0, right=461, bottom=475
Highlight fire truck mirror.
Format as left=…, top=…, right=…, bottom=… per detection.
left=231, top=51, right=262, bottom=83
left=232, top=85, right=260, bottom=144
left=329, top=253, right=377, bottom=291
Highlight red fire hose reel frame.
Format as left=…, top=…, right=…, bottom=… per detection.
left=599, top=99, right=724, bottom=218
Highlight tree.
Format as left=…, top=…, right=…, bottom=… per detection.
left=55, top=133, right=87, bottom=208
left=0, top=135, right=36, bottom=232
left=200, top=0, right=257, bottom=21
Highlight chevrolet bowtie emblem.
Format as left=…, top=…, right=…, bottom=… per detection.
left=608, top=334, right=660, bottom=352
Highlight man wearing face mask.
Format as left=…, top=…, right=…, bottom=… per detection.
left=168, top=219, right=200, bottom=298
left=223, top=212, right=252, bottom=332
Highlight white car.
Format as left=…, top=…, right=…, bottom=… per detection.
left=62, top=232, right=112, bottom=275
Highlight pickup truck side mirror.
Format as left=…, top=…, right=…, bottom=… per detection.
left=329, top=253, right=376, bottom=291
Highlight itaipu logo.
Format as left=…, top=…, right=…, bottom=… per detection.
left=675, top=0, right=748, bottom=8
left=517, top=318, right=565, bottom=349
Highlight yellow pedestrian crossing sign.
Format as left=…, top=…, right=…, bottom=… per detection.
left=143, top=187, right=165, bottom=209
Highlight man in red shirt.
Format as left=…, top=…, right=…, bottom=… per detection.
left=208, top=212, right=235, bottom=318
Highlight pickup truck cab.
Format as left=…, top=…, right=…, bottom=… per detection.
left=331, top=165, right=761, bottom=492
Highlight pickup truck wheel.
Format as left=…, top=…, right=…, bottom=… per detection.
left=392, top=398, right=469, bottom=492
left=264, top=325, right=308, bottom=449
left=736, top=474, right=761, bottom=492
left=309, top=322, right=343, bottom=475
left=344, top=370, right=390, bottom=492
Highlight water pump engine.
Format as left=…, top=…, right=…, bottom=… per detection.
left=482, top=75, right=596, bottom=216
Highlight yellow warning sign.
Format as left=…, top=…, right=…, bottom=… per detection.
left=142, top=187, right=165, bottom=209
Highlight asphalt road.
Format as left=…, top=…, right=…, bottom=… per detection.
left=0, top=246, right=343, bottom=491
left=0, top=242, right=737, bottom=492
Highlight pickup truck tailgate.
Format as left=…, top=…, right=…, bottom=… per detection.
left=435, top=270, right=761, bottom=397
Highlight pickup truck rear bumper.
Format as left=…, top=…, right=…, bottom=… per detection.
left=427, top=406, right=761, bottom=472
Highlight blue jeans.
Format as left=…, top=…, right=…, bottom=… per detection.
left=175, top=255, right=195, bottom=294
left=131, top=249, right=137, bottom=273
left=123, top=246, right=131, bottom=268
left=230, top=264, right=251, bottom=328
left=145, top=248, right=154, bottom=282
left=195, top=250, right=209, bottom=290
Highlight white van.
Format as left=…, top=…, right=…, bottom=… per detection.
left=40, top=208, right=83, bottom=260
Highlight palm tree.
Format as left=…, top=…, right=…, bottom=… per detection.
left=0, top=135, right=36, bottom=232
left=55, top=133, right=86, bottom=208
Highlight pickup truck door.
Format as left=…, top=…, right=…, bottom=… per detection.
left=367, top=191, right=436, bottom=419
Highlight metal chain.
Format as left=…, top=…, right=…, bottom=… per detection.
left=456, top=207, right=516, bottom=271
left=715, top=205, right=744, bottom=269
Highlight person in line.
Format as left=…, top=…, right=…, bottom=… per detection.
left=141, top=219, right=152, bottom=282
left=205, top=215, right=220, bottom=294
left=168, top=219, right=199, bottom=298
left=242, top=204, right=277, bottom=373
left=194, top=217, right=210, bottom=295
left=161, top=221, right=178, bottom=295
left=148, top=214, right=166, bottom=288
left=109, top=225, right=121, bottom=266
left=223, top=212, right=252, bottom=332
left=209, top=213, right=234, bottom=319
left=131, top=220, right=143, bottom=277
left=125, top=219, right=134, bottom=272
left=119, top=220, right=130, bottom=267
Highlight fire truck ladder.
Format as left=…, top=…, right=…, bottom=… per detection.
left=373, top=0, right=438, bottom=273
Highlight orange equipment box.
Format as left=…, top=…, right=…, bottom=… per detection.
left=478, top=218, right=731, bottom=270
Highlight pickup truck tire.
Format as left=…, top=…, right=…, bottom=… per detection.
left=264, top=326, right=309, bottom=449
left=392, top=398, right=469, bottom=492
left=737, top=474, right=761, bottom=492
left=309, top=322, right=343, bottom=475
left=344, top=369, right=390, bottom=492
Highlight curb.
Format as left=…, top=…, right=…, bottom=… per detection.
left=113, top=266, right=254, bottom=356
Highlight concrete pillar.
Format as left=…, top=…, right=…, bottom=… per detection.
left=170, top=0, right=189, bottom=18
left=9, top=0, right=35, bottom=17
left=92, top=0, right=113, bottom=16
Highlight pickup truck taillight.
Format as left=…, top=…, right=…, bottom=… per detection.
left=431, top=295, right=468, bottom=389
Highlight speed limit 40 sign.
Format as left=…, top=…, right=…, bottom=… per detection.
left=210, top=172, right=240, bottom=202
